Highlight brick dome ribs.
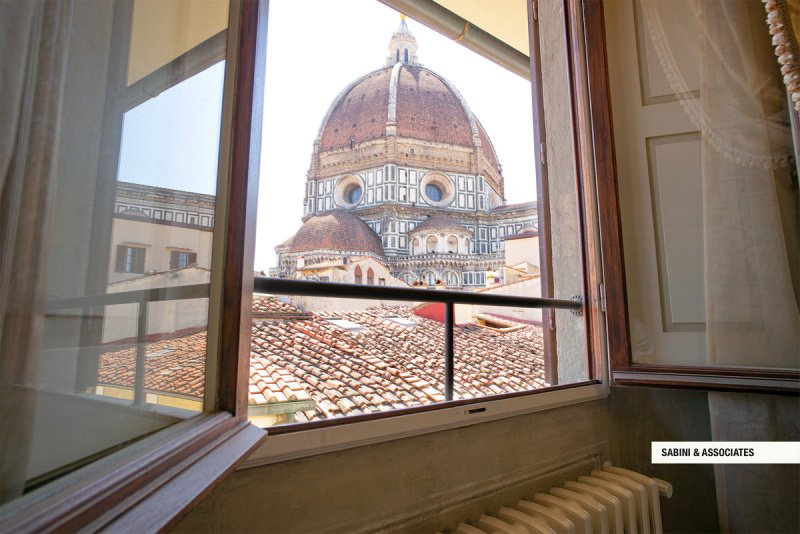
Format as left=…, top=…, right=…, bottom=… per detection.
left=289, top=210, right=383, bottom=257
left=394, top=68, right=473, bottom=146
left=319, top=69, right=392, bottom=151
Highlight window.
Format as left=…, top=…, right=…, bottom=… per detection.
left=447, top=236, right=458, bottom=254
left=170, top=250, right=197, bottom=270
left=425, top=184, right=442, bottom=202
left=1, top=0, right=265, bottom=528
left=602, top=0, right=799, bottom=388
left=426, top=235, right=438, bottom=253
left=354, top=265, right=363, bottom=284
left=367, top=267, right=375, bottom=285
left=347, top=185, right=362, bottom=204
left=239, top=0, right=636, bottom=474
left=7, top=2, right=648, bottom=520
left=116, top=245, right=146, bottom=273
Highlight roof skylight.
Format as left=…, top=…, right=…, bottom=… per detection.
left=384, top=316, right=417, bottom=327
left=324, top=318, right=365, bottom=331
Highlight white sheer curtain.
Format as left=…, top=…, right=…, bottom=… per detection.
left=642, top=0, right=799, bottom=368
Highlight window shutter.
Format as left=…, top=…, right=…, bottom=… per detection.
left=188, top=252, right=197, bottom=265
left=133, top=248, right=146, bottom=273
left=115, top=246, right=127, bottom=272
left=170, top=251, right=178, bottom=270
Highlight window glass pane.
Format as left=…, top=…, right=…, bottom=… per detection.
left=253, top=0, right=590, bottom=427
left=0, top=0, right=229, bottom=499
left=605, top=0, right=799, bottom=369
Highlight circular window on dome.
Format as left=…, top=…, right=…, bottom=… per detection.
left=420, top=172, right=455, bottom=207
left=334, top=175, right=365, bottom=208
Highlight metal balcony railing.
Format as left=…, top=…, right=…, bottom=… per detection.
left=46, top=283, right=210, bottom=405
left=254, top=277, right=582, bottom=401
left=46, top=278, right=583, bottom=407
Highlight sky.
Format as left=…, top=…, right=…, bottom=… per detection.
left=118, top=62, right=224, bottom=195
left=117, top=0, right=536, bottom=272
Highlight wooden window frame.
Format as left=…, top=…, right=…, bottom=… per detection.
left=0, top=0, right=268, bottom=531
left=575, top=0, right=799, bottom=395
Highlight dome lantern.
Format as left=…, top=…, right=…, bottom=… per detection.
left=386, top=15, right=418, bottom=67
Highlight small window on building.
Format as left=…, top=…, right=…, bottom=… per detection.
left=426, top=235, right=438, bottom=253
left=115, top=245, right=146, bottom=274
left=354, top=265, right=362, bottom=284
left=367, top=267, right=375, bottom=285
left=404, top=48, right=408, bottom=64
left=170, top=250, right=197, bottom=270
left=447, top=236, right=458, bottom=254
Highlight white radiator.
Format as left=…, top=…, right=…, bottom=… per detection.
left=451, top=463, right=673, bottom=534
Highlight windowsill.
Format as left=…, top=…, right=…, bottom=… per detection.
left=612, top=368, right=800, bottom=394
left=241, top=380, right=607, bottom=468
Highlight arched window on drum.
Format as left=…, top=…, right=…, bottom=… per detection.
left=447, top=236, right=458, bottom=254
left=426, top=236, right=438, bottom=253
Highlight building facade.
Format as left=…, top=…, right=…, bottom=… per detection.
left=108, top=181, right=214, bottom=284
left=272, top=20, right=537, bottom=288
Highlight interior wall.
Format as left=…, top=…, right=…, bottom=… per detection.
left=608, top=387, right=719, bottom=533
left=609, top=387, right=800, bottom=534
left=709, top=392, right=800, bottom=534
left=176, top=399, right=611, bottom=533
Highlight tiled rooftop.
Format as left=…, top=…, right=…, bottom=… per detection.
left=97, top=330, right=206, bottom=398
left=98, top=300, right=546, bottom=424
left=252, top=295, right=306, bottom=317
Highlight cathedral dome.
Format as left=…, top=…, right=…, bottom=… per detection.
left=289, top=210, right=383, bottom=256
left=315, top=20, right=500, bottom=173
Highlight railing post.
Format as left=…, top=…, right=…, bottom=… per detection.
left=133, top=295, right=148, bottom=405
left=444, top=301, right=454, bottom=401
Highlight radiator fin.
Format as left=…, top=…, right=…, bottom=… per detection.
left=563, top=481, right=623, bottom=534
left=497, top=506, right=557, bottom=534
left=449, top=464, right=669, bottom=534
left=590, top=471, right=650, bottom=534
left=532, top=493, right=593, bottom=533
left=517, top=500, right=577, bottom=534
left=550, top=487, right=609, bottom=534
